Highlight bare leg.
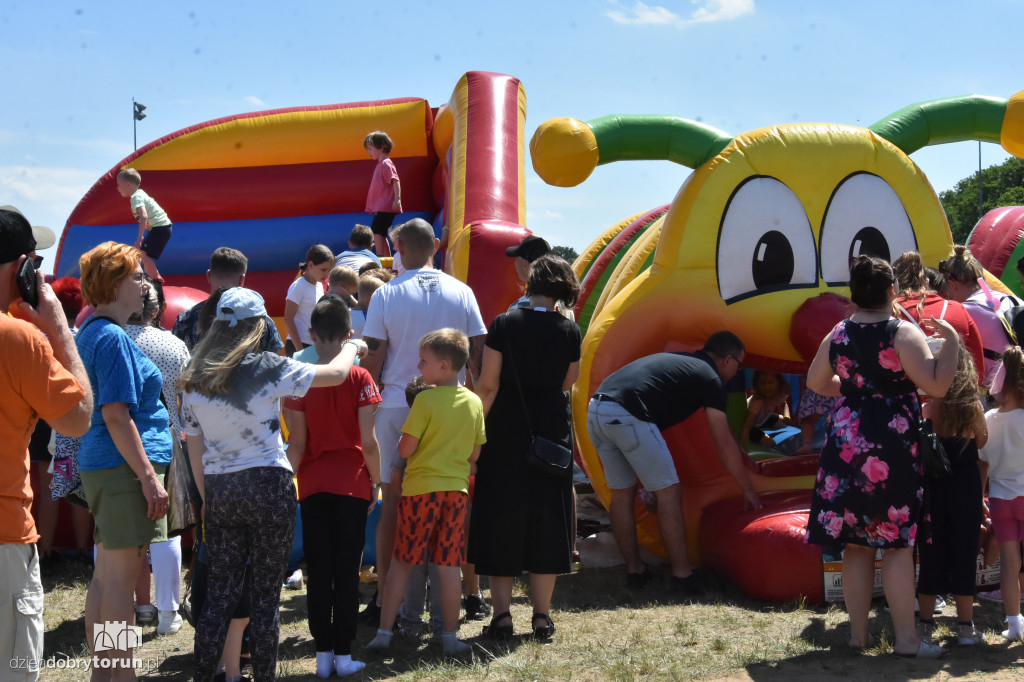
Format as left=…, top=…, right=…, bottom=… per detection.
left=882, top=547, right=919, bottom=655
left=488, top=576, right=514, bottom=622
left=375, top=478, right=401, bottom=605
left=378, top=558, right=414, bottom=632
left=140, top=254, right=161, bottom=281
left=917, top=593, right=936, bottom=622
left=1001, top=542, right=1022, bottom=618
left=87, top=543, right=149, bottom=680
left=652, top=484, right=692, bottom=578
left=220, top=617, right=249, bottom=679
left=953, top=595, right=975, bottom=623
left=609, top=485, right=645, bottom=574
left=841, top=544, right=875, bottom=648
left=373, top=234, right=391, bottom=258
left=462, top=563, right=480, bottom=596
left=528, top=573, right=557, bottom=619
left=436, top=565, right=463, bottom=633
left=35, top=463, right=59, bottom=556
left=71, top=504, right=93, bottom=554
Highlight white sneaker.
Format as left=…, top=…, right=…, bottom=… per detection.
left=285, top=569, right=304, bottom=590
left=157, top=610, right=182, bottom=635
left=334, top=655, right=366, bottom=677
left=135, top=604, right=158, bottom=625
left=1002, top=614, right=1024, bottom=641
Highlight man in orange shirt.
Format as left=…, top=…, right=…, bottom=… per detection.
left=0, top=207, right=92, bottom=680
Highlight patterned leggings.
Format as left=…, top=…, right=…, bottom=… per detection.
left=193, top=467, right=296, bottom=682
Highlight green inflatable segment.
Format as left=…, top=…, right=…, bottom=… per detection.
left=589, top=115, right=733, bottom=170
left=577, top=219, right=659, bottom=338
left=869, top=94, right=1007, bottom=155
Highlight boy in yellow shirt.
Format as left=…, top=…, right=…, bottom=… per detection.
left=367, top=328, right=485, bottom=655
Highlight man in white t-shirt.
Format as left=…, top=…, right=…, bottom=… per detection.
left=361, top=218, right=487, bottom=625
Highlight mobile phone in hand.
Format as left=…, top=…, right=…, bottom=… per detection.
left=16, top=257, right=38, bottom=308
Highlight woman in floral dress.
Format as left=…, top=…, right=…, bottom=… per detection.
left=807, top=255, right=959, bottom=657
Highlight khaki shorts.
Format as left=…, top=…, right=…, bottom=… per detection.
left=81, top=463, right=168, bottom=551
left=0, top=543, right=43, bottom=678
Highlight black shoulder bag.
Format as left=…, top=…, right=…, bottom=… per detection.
left=504, top=318, right=573, bottom=477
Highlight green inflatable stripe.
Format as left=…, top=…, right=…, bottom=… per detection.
left=589, top=115, right=733, bottom=170
left=869, top=95, right=1007, bottom=155
left=577, top=219, right=658, bottom=338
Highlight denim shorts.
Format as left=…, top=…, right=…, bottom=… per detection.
left=586, top=396, right=678, bottom=491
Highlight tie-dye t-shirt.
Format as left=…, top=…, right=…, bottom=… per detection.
left=181, top=352, right=316, bottom=475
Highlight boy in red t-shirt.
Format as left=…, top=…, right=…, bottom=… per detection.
left=284, top=294, right=381, bottom=679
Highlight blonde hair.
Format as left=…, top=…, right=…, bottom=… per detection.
left=117, top=168, right=142, bottom=186
left=420, top=328, right=469, bottom=370
left=178, top=317, right=266, bottom=396
left=939, top=245, right=984, bottom=285
left=79, top=241, right=142, bottom=306
left=329, top=265, right=358, bottom=291
left=933, top=340, right=984, bottom=441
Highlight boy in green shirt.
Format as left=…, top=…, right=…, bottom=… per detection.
left=367, top=328, right=485, bottom=655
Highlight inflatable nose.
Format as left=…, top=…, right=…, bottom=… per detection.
left=789, top=292, right=853, bottom=363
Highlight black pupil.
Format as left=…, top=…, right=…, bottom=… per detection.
left=849, top=226, right=889, bottom=263
left=752, top=230, right=794, bottom=289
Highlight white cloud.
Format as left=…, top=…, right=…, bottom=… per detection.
left=606, top=0, right=754, bottom=27
left=244, top=95, right=266, bottom=107
left=0, top=165, right=98, bottom=205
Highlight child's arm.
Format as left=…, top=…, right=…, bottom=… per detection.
left=391, top=177, right=401, bottom=211
left=972, top=405, right=989, bottom=449
left=283, top=300, right=303, bottom=350
left=285, top=408, right=307, bottom=472
left=133, top=205, right=148, bottom=248
left=741, top=397, right=771, bottom=446
left=358, top=405, right=382, bottom=485
left=468, top=443, right=481, bottom=464
left=397, top=433, right=419, bottom=459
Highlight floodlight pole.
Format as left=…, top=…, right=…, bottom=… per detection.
left=132, top=98, right=147, bottom=151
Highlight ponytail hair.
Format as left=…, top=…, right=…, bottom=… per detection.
left=938, top=244, right=983, bottom=285
left=996, top=346, right=1024, bottom=407
left=848, top=255, right=894, bottom=309
left=299, top=244, right=334, bottom=272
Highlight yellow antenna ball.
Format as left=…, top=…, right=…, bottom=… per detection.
left=530, top=117, right=599, bottom=187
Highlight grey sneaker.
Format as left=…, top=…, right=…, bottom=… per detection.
left=958, top=622, right=984, bottom=646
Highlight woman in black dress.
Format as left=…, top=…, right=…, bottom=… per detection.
left=806, top=256, right=958, bottom=657
left=470, top=254, right=581, bottom=641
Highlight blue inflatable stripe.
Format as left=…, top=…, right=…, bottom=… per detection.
left=57, top=211, right=435, bottom=277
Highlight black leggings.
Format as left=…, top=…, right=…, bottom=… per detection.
left=918, top=457, right=983, bottom=596
left=300, top=492, right=368, bottom=655
left=194, top=467, right=296, bottom=682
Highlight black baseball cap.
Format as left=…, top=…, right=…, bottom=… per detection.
left=505, top=235, right=551, bottom=263
left=0, top=205, right=55, bottom=264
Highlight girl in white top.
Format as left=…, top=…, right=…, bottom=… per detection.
left=284, top=244, right=334, bottom=355
left=980, top=346, right=1024, bottom=641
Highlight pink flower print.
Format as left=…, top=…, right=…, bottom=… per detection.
left=820, top=475, right=840, bottom=500
left=835, top=355, right=853, bottom=379
left=827, top=515, right=844, bottom=538
left=844, top=509, right=857, bottom=526
left=878, top=347, right=902, bottom=372
left=908, top=523, right=917, bottom=544
left=853, top=374, right=865, bottom=387
left=833, top=325, right=850, bottom=346
left=875, top=521, right=899, bottom=542
left=888, top=505, right=910, bottom=525
left=861, top=456, right=889, bottom=483
left=839, top=443, right=856, bottom=463
left=887, top=414, right=909, bottom=434
left=832, top=406, right=853, bottom=428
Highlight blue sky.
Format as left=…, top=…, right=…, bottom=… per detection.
left=2, top=0, right=1021, bottom=273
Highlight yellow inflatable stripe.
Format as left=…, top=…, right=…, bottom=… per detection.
left=595, top=218, right=663, bottom=319
left=573, top=211, right=646, bottom=281
left=133, top=100, right=431, bottom=171
left=447, top=75, right=471, bottom=280
left=1003, top=89, right=1024, bottom=160
left=516, top=83, right=528, bottom=228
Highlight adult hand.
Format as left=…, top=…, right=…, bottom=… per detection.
left=921, top=316, right=959, bottom=340
left=16, top=275, right=65, bottom=337
left=348, top=338, right=368, bottom=358
left=141, top=473, right=170, bottom=520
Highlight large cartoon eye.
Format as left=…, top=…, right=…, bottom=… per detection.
left=819, top=173, right=917, bottom=286
left=717, top=176, right=817, bottom=303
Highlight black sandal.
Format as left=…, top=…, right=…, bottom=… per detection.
left=482, top=611, right=513, bottom=640
left=531, top=613, right=556, bottom=641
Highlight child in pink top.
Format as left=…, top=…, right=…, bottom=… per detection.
left=364, top=131, right=402, bottom=259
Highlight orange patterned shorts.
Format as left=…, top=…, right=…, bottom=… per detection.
left=393, top=491, right=468, bottom=567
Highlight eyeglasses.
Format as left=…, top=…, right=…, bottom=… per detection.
left=729, top=354, right=745, bottom=370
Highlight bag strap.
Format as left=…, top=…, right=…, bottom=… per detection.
left=894, top=303, right=925, bottom=333
left=79, top=315, right=119, bottom=333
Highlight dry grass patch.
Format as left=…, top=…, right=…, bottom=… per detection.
left=36, top=557, right=1024, bottom=680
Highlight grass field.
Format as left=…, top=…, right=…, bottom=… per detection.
left=36, top=553, right=1024, bottom=681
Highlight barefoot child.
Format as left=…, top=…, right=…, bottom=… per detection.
left=116, top=168, right=172, bottom=280
left=980, top=346, right=1024, bottom=641
left=364, top=131, right=402, bottom=258
left=284, top=245, right=334, bottom=356
left=284, top=295, right=379, bottom=678
left=367, top=328, right=485, bottom=655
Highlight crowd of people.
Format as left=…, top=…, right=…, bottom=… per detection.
left=4, top=179, right=1024, bottom=681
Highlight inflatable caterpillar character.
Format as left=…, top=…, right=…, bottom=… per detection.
left=533, top=91, right=1024, bottom=602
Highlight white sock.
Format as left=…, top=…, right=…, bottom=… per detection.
left=334, top=654, right=366, bottom=677
left=441, top=630, right=470, bottom=654
left=315, top=651, right=334, bottom=679
left=367, top=628, right=393, bottom=649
